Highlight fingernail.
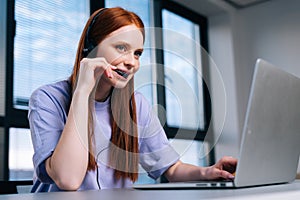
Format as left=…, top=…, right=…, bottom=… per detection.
left=111, top=65, right=117, bottom=69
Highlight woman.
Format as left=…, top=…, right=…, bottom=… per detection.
left=29, top=7, right=237, bottom=192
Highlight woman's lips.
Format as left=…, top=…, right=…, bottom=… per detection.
left=114, top=69, right=129, bottom=78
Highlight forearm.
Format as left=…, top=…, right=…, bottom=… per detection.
left=164, top=161, right=207, bottom=182
left=46, top=90, right=90, bottom=190
left=164, top=157, right=237, bottom=182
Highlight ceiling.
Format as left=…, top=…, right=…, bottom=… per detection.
left=170, top=0, right=225, bottom=16
left=170, top=0, right=272, bottom=16
left=223, top=0, right=271, bottom=8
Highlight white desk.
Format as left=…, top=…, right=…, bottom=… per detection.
left=1, top=180, right=300, bottom=200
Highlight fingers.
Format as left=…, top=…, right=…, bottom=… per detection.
left=104, top=63, right=117, bottom=79
left=216, top=156, right=237, bottom=171
left=219, top=156, right=238, bottom=165
left=81, top=57, right=117, bottom=79
left=222, top=156, right=238, bottom=173
left=77, top=58, right=117, bottom=93
left=219, top=169, right=235, bottom=180
left=207, top=156, right=237, bottom=180
left=207, top=167, right=234, bottom=180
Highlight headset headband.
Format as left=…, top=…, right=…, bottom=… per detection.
left=82, top=8, right=107, bottom=57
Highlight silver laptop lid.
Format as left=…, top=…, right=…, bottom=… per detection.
left=235, top=59, right=300, bottom=187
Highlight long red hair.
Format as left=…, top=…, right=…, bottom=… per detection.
left=70, top=7, right=144, bottom=182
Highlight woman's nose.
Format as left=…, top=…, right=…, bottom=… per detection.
left=123, top=52, right=135, bottom=67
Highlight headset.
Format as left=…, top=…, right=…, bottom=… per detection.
left=82, top=8, right=107, bottom=57
left=95, top=146, right=110, bottom=189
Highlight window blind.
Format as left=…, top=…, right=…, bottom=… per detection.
left=14, top=0, right=89, bottom=109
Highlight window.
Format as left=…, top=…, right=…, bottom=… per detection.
left=157, top=2, right=210, bottom=141
left=162, top=9, right=204, bottom=130
left=13, top=0, right=89, bottom=109
left=9, top=128, right=33, bottom=180
left=7, top=0, right=90, bottom=181
left=169, top=139, right=209, bottom=166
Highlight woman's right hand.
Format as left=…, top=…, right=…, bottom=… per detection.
left=45, top=57, right=118, bottom=190
left=75, top=57, right=117, bottom=94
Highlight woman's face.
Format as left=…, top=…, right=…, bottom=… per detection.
left=96, top=24, right=144, bottom=88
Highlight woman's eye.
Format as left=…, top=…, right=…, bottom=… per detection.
left=134, top=50, right=143, bottom=58
left=116, top=45, right=126, bottom=52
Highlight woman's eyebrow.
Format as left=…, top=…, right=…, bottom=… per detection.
left=136, top=48, right=144, bottom=53
left=114, top=41, right=143, bottom=51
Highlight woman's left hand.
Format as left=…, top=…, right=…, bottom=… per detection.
left=204, top=156, right=238, bottom=180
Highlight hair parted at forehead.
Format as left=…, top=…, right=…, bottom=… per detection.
left=89, top=7, right=145, bottom=47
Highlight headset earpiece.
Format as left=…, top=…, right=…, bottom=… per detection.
left=83, top=41, right=95, bottom=57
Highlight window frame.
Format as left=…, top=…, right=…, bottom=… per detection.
left=153, top=0, right=212, bottom=141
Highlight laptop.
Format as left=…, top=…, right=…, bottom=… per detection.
left=134, top=58, right=300, bottom=189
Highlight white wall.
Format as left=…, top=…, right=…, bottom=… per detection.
left=235, top=0, right=300, bottom=173
left=208, top=13, right=240, bottom=159
left=233, top=0, right=300, bottom=134
left=208, top=0, right=300, bottom=173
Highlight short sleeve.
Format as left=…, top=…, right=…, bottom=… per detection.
left=135, top=93, right=180, bottom=180
left=28, top=82, right=70, bottom=183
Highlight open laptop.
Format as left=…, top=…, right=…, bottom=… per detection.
left=134, top=58, right=300, bottom=189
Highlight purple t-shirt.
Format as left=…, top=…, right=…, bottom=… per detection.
left=28, top=80, right=179, bottom=192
